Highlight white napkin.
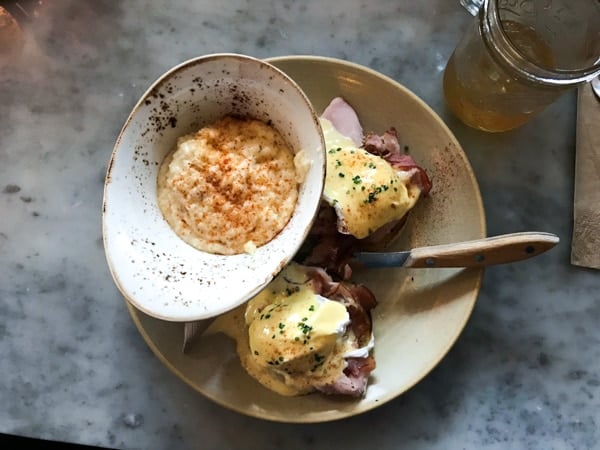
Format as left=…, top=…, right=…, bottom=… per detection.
left=571, top=83, right=600, bottom=269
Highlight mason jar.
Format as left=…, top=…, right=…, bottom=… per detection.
left=444, top=0, right=600, bottom=132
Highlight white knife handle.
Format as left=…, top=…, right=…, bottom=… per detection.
left=405, top=232, right=559, bottom=268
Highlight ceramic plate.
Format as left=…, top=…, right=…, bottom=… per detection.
left=125, top=55, right=486, bottom=423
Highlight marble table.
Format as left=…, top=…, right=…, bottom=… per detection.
left=1, top=1, right=598, bottom=449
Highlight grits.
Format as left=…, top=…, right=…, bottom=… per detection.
left=157, top=116, right=299, bottom=255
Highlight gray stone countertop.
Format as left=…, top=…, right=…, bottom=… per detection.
left=1, top=1, right=598, bottom=449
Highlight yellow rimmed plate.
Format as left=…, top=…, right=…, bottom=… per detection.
left=125, top=55, right=486, bottom=423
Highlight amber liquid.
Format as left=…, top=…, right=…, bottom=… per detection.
left=443, top=21, right=561, bottom=132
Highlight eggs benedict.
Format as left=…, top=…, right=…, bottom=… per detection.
left=297, top=97, right=432, bottom=279
left=206, top=262, right=377, bottom=397
left=320, top=117, right=421, bottom=239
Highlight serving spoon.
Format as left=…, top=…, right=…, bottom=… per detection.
left=352, top=231, right=559, bottom=269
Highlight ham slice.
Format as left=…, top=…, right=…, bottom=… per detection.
left=321, top=97, right=364, bottom=146
left=364, top=128, right=432, bottom=195
left=316, top=357, right=376, bottom=397
left=304, top=266, right=377, bottom=397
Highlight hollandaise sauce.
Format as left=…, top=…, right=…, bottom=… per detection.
left=320, top=117, right=420, bottom=239
left=207, top=263, right=364, bottom=396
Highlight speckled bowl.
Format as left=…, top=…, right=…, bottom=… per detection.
left=102, top=53, right=326, bottom=322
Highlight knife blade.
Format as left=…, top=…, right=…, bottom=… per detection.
left=352, top=232, right=559, bottom=269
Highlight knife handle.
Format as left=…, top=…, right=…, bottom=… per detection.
left=405, top=232, right=559, bottom=268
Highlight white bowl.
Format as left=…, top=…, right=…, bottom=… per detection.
left=102, top=53, right=326, bottom=322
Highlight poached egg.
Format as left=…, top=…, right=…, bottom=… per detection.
left=207, top=262, right=372, bottom=396
left=320, top=117, right=421, bottom=239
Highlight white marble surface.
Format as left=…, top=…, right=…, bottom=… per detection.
left=1, top=1, right=598, bottom=449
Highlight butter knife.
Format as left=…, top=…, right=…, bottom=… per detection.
left=352, top=232, right=559, bottom=268
left=183, top=231, right=559, bottom=351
